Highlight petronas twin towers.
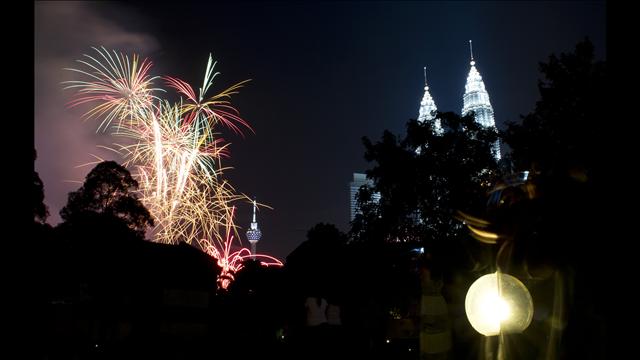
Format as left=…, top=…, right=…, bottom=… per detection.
left=349, top=42, right=501, bottom=223
left=417, top=40, right=501, bottom=160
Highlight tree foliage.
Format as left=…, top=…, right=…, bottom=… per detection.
left=494, top=38, right=609, bottom=279
left=482, top=39, right=608, bottom=359
left=286, top=223, right=348, bottom=300
left=33, top=149, right=49, bottom=223
left=351, top=112, right=500, bottom=261
left=502, top=38, right=606, bottom=183
left=60, top=161, right=154, bottom=238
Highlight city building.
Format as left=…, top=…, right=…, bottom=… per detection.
left=349, top=173, right=380, bottom=222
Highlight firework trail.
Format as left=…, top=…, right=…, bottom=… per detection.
left=198, top=207, right=283, bottom=289
left=64, top=47, right=282, bottom=286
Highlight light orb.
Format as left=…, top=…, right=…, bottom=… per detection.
left=465, top=272, right=533, bottom=336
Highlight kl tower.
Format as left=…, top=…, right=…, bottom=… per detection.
left=246, top=199, right=262, bottom=260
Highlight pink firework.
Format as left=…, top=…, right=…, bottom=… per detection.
left=198, top=206, right=283, bottom=289
left=164, top=53, right=253, bottom=136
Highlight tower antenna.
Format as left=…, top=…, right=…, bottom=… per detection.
left=469, top=40, right=474, bottom=63
left=246, top=197, right=262, bottom=259
left=423, top=66, right=427, bottom=87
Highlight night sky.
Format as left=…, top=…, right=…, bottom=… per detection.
left=35, top=1, right=606, bottom=260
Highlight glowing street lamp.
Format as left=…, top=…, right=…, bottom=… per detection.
left=459, top=172, right=536, bottom=338
left=464, top=271, right=533, bottom=336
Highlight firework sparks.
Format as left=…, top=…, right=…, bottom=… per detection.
left=198, top=207, right=283, bottom=290
left=63, top=46, right=163, bottom=132
left=64, top=47, right=282, bottom=287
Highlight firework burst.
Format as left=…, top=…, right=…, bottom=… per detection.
left=64, top=46, right=163, bottom=132
left=64, top=47, right=282, bottom=287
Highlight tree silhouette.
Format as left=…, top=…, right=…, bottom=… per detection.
left=492, top=38, right=610, bottom=284
left=351, top=112, right=500, bottom=270
left=283, top=223, right=352, bottom=358
left=502, top=38, right=606, bottom=183
left=33, top=149, right=49, bottom=224
left=286, top=223, right=348, bottom=299
left=60, top=161, right=154, bottom=238
left=497, top=39, right=609, bottom=359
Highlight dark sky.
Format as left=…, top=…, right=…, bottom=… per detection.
left=34, top=1, right=606, bottom=261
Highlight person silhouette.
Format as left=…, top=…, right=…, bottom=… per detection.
left=305, top=296, right=328, bottom=327
left=303, top=296, right=329, bottom=359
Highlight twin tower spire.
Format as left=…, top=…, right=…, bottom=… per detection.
left=417, top=40, right=501, bottom=160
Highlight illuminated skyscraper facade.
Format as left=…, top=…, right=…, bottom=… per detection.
left=460, top=40, right=501, bottom=160
left=417, top=67, right=442, bottom=134
left=419, top=40, right=501, bottom=160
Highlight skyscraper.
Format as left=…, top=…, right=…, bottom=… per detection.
left=417, top=67, right=442, bottom=134
left=461, top=40, right=501, bottom=160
